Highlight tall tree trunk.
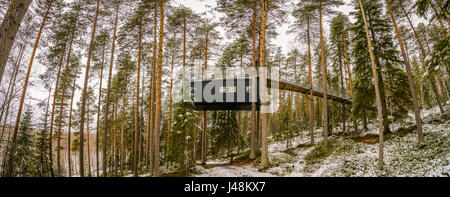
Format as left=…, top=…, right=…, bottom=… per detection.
left=4, top=0, right=52, bottom=177
left=431, top=76, right=445, bottom=114
left=112, top=99, right=118, bottom=175
left=368, top=12, right=390, bottom=134
left=307, top=17, right=314, bottom=145
left=358, top=0, right=385, bottom=169
left=67, top=66, right=79, bottom=177
left=201, top=27, right=210, bottom=165
left=0, top=43, right=23, bottom=147
left=250, top=3, right=258, bottom=160
left=95, top=42, right=105, bottom=177
left=386, top=0, right=424, bottom=143
left=103, top=1, right=118, bottom=177
left=319, top=3, right=328, bottom=146
left=401, top=4, right=444, bottom=117
left=133, top=24, right=142, bottom=177
left=153, top=0, right=165, bottom=176
left=342, top=32, right=357, bottom=133
left=41, top=85, right=52, bottom=176
left=147, top=2, right=158, bottom=173
left=427, top=0, right=449, bottom=41
left=0, top=43, right=21, bottom=127
left=167, top=39, right=174, bottom=166
left=338, top=36, right=345, bottom=134
left=120, top=76, right=128, bottom=177
left=87, top=100, right=92, bottom=176
left=57, top=24, right=76, bottom=176
left=79, top=0, right=101, bottom=177
left=436, top=75, right=448, bottom=101
left=48, top=43, right=67, bottom=177
left=401, top=5, right=427, bottom=58
left=259, top=0, right=269, bottom=169
left=0, top=0, right=32, bottom=83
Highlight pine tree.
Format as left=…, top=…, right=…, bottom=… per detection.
left=351, top=0, right=410, bottom=135
left=13, top=106, right=34, bottom=177
left=385, top=0, right=425, bottom=143
left=168, top=101, right=198, bottom=173
left=292, top=0, right=318, bottom=145
left=210, top=111, right=240, bottom=164
left=310, top=0, right=344, bottom=146
left=78, top=0, right=101, bottom=177
left=102, top=0, right=121, bottom=177
left=356, top=0, right=390, bottom=169
left=414, top=0, right=449, bottom=40
left=330, top=13, right=352, bottom=134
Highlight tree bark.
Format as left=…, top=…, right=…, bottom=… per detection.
left=78, top=0, right=101, bottom=177
left=87, top=99, right=92, bottom=176
left=307, top=17, right=314, bottom=145
left=167, top=38, right=175, bottom=166
left=401, top=5, right=427, bottom=58
left=0, top=0, right=32, bottom=83
left=133, top=24, right=142, bottom=177
left=57, top=24, right=76, bottom=176
left=427, top=0, right=449, bottom=41
left=95, top=41, right=105, bottom=177
left=367, top=11, right=390, bottom=134
left=431, top=76, right=445, bottom=114
left=147, top=2, right=158, bottom=173
left=4, top=0, right=53, bottom=177
left=67, top=66, right=79, bottom=177
left=250, top=3, right=258, bottom=160
left=201, top=26, right=210, bottom=165
left=0, top=43, right=23, bottom=148
left=259, top=0, right=269, bottom=169
left=386, top=0, right=424, bottom=143
left=436, top=75, right=448, bottom=102
left=48, top=43, right=67, bottom=177
left=319, top=2, right=329, bottom=146
left=153, top=0, right=165, bottom=176
left=120, top=77, right=128, bottom=177
left=102, top=1, right=118, bottom=177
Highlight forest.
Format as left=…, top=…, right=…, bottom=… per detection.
left=0, top=0, right=448, bottom=177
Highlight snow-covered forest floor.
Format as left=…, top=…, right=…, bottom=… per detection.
left=193, top=103, right=450, bottom=177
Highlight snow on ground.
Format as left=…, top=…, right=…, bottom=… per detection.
left=195, top=165, right=274, bottom=177
left=194, top=104, right=450, bottom=177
